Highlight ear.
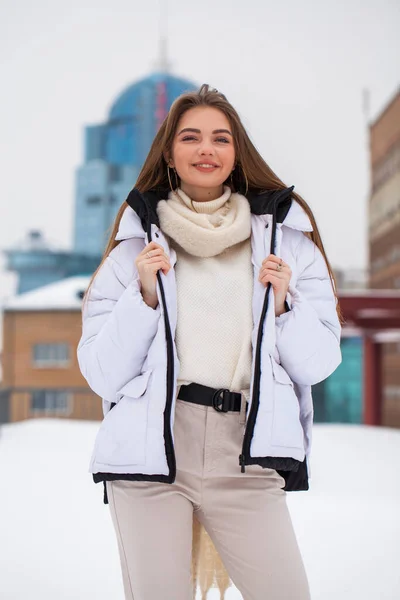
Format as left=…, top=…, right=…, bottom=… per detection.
left=163, top=153, right=174, bottom=168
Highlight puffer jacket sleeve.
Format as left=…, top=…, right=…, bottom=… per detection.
left=275, top=233, right=342, bottom=385
left=77, top=243, right=161, bottom=402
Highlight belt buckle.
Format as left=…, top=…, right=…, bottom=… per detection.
left=212, top=388, right=230, bottom=412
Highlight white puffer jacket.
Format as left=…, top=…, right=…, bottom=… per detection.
left=77, top=187, right=342, bottom=492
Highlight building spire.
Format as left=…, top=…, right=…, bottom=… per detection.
left=155, top=0, right=171, bottom=73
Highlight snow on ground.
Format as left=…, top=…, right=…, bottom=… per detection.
left=1, top=420, right=399, bottom=600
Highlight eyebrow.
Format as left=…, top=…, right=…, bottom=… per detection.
left=177, top=127, right=232, bottom=136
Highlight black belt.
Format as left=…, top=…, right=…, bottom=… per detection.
left=178, top=383, right=248, bottom=413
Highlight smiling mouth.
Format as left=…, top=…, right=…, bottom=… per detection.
left=193, top=163, right=219, bottom=169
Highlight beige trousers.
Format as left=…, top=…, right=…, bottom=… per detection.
left=106, top=394, right=311, bottom=600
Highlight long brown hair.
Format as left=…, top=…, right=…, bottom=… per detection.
left=84, top=84, right=343, bottom=324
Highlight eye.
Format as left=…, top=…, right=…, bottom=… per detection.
left=181, top=135, right=197, bottom=141
left=215, top=137, right=230, bottom=143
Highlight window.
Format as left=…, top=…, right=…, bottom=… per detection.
left=109, top=165, right=122, bottom=182
left=32, top=343, right=70, bottom=367
left=86, top=195, right=102, bottom=205
left=372, top=142, right=400, bottom=193
left=385, top=386, right=400, bottom=400
left=31, top=390, right=72, bottom=415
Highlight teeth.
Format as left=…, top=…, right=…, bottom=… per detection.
left=195, top=164, right=216, bottom=168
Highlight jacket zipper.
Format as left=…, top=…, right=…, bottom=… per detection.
left=239, top=281, right=271, bottom=472
left=147, top=212, right=176, bottom=482
left=239, top=216, right=277, bottom=473
left=155, top=270, right=177, bottom=481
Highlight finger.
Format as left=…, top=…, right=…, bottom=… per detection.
left=259, top=267, right=288, bottom=279
left=143, top=260, right=171, bottom=273
left=136, top=250, right=169, bottom=263
left=259, top=273, right=286, bottom=287
left=260, top=271, right=286, bottom=281
left=147, top=249, right=169, bottom=260
left=262, top=255, right=285, bottom=266
left=141, top=257, right=171, bottom=272
left=261, top=259, right=285, bottom=269
left=259, top=274, right=278, bottom=288
left=259, top=273, right=290, bottom=289
left=154, top=261, right=171, bottom=275
left=146, top=241, right=164, bottom=250
left=145, top=247, right=168, bottom=257
left=261, top=261, right=288, bottom=271
left=140, top=242, right=164, bottom=256
left=144, top=256, right=170, bottom=265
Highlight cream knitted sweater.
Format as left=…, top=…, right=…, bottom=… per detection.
left=156, top=185, right=254, bottom=395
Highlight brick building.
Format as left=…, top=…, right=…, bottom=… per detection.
left=0, top=276, right=101, bottom=423
left=368, top=86, right=400, bottom=425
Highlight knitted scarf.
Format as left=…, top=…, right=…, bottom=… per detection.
left=156, top=185, right=252, bottom=257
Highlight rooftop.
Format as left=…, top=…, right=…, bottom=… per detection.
left=3, top=275, right=90, bottom=311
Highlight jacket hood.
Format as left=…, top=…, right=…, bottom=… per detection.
left=115, top=185, right=313, bottom=241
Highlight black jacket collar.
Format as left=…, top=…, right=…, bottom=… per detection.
left=125, top=185, right=294, bottom=233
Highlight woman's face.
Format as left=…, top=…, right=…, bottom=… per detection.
left=168, top=106, right=236, bottom=201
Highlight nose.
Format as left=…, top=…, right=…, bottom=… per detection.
left=198, top=139, right=215, bottom=155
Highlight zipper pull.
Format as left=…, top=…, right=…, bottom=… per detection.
left=239, top=454, right=246, bottom=473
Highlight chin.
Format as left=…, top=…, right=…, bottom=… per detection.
left=192, top=176, right=228, bottom=188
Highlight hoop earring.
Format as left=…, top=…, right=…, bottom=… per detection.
left=167, top=166, right=175, bottom=192
left=173, top=167, right=179, bottom=189
left=167, top=165, right=180, bottom=192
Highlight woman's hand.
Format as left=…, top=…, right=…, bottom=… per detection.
left=135, top=242, right=172, bottom=309
left=258, top=254, right=292, bottom=316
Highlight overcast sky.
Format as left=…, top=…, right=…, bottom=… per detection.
left=0, top=0, right=399, bottom=300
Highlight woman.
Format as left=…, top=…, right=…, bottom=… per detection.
left=78, top=84, right=343, bottom=600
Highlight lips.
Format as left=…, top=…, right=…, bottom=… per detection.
left=192, top=162, right=220, bottom=172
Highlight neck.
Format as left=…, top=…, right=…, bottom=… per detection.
left=180, top=182, right=224, bottom=202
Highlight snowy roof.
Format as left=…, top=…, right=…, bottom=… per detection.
left=3, top=276, right=91, bottom=311
left=6, top=229, right=63, bottom=252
